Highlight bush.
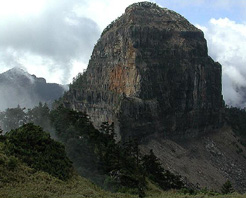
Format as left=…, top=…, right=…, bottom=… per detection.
left=7, top=156, right=18, bottom=170
left=221, top=180, right=234, bottom=194
left=142, top=149, right=184, bottom=190
left=4, top=123, right=73, bottom=180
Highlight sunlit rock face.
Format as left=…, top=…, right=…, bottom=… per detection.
left=64, top=2, right=224, bottom=141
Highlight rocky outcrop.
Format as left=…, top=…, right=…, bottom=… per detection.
left=59, top=2, right=246, bottom=192
left=63, top=2, right=224, bottom=141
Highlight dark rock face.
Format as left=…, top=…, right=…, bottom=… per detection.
left=0, top=67, right=65, bottom=110
left=64, top=2, right=224, bottom=140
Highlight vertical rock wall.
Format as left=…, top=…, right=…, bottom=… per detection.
left=63, top=2, right=224, bottom=141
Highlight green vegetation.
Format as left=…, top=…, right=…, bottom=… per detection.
left=0, top=105, right=185, bottom=195
left=27, top=102, right=51, bottom=131
left=3, top=123, right=73, bottom=180
left=49, top=106, right=184, bottom=193
left=0, top=103, right=51, bottom=133
left=225, top=106, right=246, bottom=146
left=0, top=150, right=136, bottom=198
left=0, top=105, right=26, bottom=132
left=142, top=149, right=183, bottom=190
left=70, top=72, right=85, bottom=88
left=0, top=140, right=244, bottom=198
left=0, top=105, right=185, bottom=193
left=1, top=104, right=246, bottom=197
left=221, top=180, right=235, bottom=194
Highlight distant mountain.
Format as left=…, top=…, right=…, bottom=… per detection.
left=0, top=67, right=65, bottom=110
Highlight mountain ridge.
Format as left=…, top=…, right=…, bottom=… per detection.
left=0, top=67, right=65, bottom=110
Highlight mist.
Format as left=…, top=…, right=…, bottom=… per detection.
left=0, top=84, right=38, bottom=111
left=0, top=0, right=101, bottom=84
left=0, top=68, right=65, bottom=111
left=197, top=18, right=246, bottom=108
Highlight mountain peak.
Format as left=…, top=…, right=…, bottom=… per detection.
left=125, top=1, right=160, bottom=10
left=64, top=2, right=223, bottom=140
left=8, top=67, right=27, bottom=73
left=1, top=67, right=35, bottom=84
left=3, top=67, right=29, bottom=76
left=101, top=1, right=199, bottom=37
left=60, top=2, right=229, bottom=191
left=0, top=68, right=65, bottom=110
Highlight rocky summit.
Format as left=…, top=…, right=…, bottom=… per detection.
left=64, top=2, right=224, bottom=141
left=61, top=2, right=246, bottom=192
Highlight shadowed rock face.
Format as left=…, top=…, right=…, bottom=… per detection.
left=64, top=2, right=224, bottom=141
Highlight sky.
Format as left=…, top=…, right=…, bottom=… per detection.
left=0, top=0, right=245, bottom=107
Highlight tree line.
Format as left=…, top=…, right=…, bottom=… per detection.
left=1, top=103, right=241, bottom=195
left=0, top=103, right=184, bottom=195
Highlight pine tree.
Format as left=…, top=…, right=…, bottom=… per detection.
left=0, top=126, right=4, bottom=142
left=221, top=180, right=234, bottom=194
left=142, top=149, right=164, bottom=176
left=142, top=149, right=184, bottom=190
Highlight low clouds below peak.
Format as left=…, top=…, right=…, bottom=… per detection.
left=0, top=0, right=101, bottom=84
left=197, top=18, right=246, bottom=107
left=0, top=0, right=147, bottom=84
left=0, top=0, right=246, bottom=108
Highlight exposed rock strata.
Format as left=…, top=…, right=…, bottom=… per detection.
left=64, top=2, right=224, bottom=141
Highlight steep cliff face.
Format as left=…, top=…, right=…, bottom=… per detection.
left=60, top=2, right=246, bottom=192
left=64, top=2, right=224, bottom=140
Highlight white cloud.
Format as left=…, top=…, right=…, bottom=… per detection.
left=0, top=0, right=156, bottom=84
left=0, top=0, right=101, bottom=84
left=160, top=0, right=246, bottom=10
left=0, top=0, right=245, bottom=108
left=0, top=0, right=47, bottom=17
left=198, top=18, right=246, bottom=107
left=74, top=0, right=151, bottom=30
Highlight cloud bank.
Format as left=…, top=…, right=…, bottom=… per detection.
left=197, top=18, right=246, bottom=107
left=0, top=0, right=100, bottom=84
left=0, top=0, right=246, bottom=108
left=0, top=0, right=144, bottom=84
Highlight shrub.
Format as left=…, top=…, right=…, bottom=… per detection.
left=7, top=156, right=18, bottom=170
left=142, top=149, right=184, bottom=190
left=4, top=123, right=73, bottom=180
left=221, top=180, right=234, bottom=194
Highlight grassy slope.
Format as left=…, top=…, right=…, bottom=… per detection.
left=0, top=144, right=136, bottom=198
left=1, top=143, right=245, bottom=198
left=145, top=182, right=245, bottom=198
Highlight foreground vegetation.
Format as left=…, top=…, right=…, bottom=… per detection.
left=0, top=104, right=185, bottom=194
left=0, top=146, right=244, bottom=198
left=0, top=125, right=135, bottom=198
left=0, top=160, right=135, bottom=198
left=1, top=104, right=246, bottom=197
left=225, top=106, right=246, bottom=146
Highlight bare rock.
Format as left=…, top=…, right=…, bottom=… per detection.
left=63, top=2, right=224, bottom=141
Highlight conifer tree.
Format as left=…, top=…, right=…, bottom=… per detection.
left=221, top=180, right=234, bottom=194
